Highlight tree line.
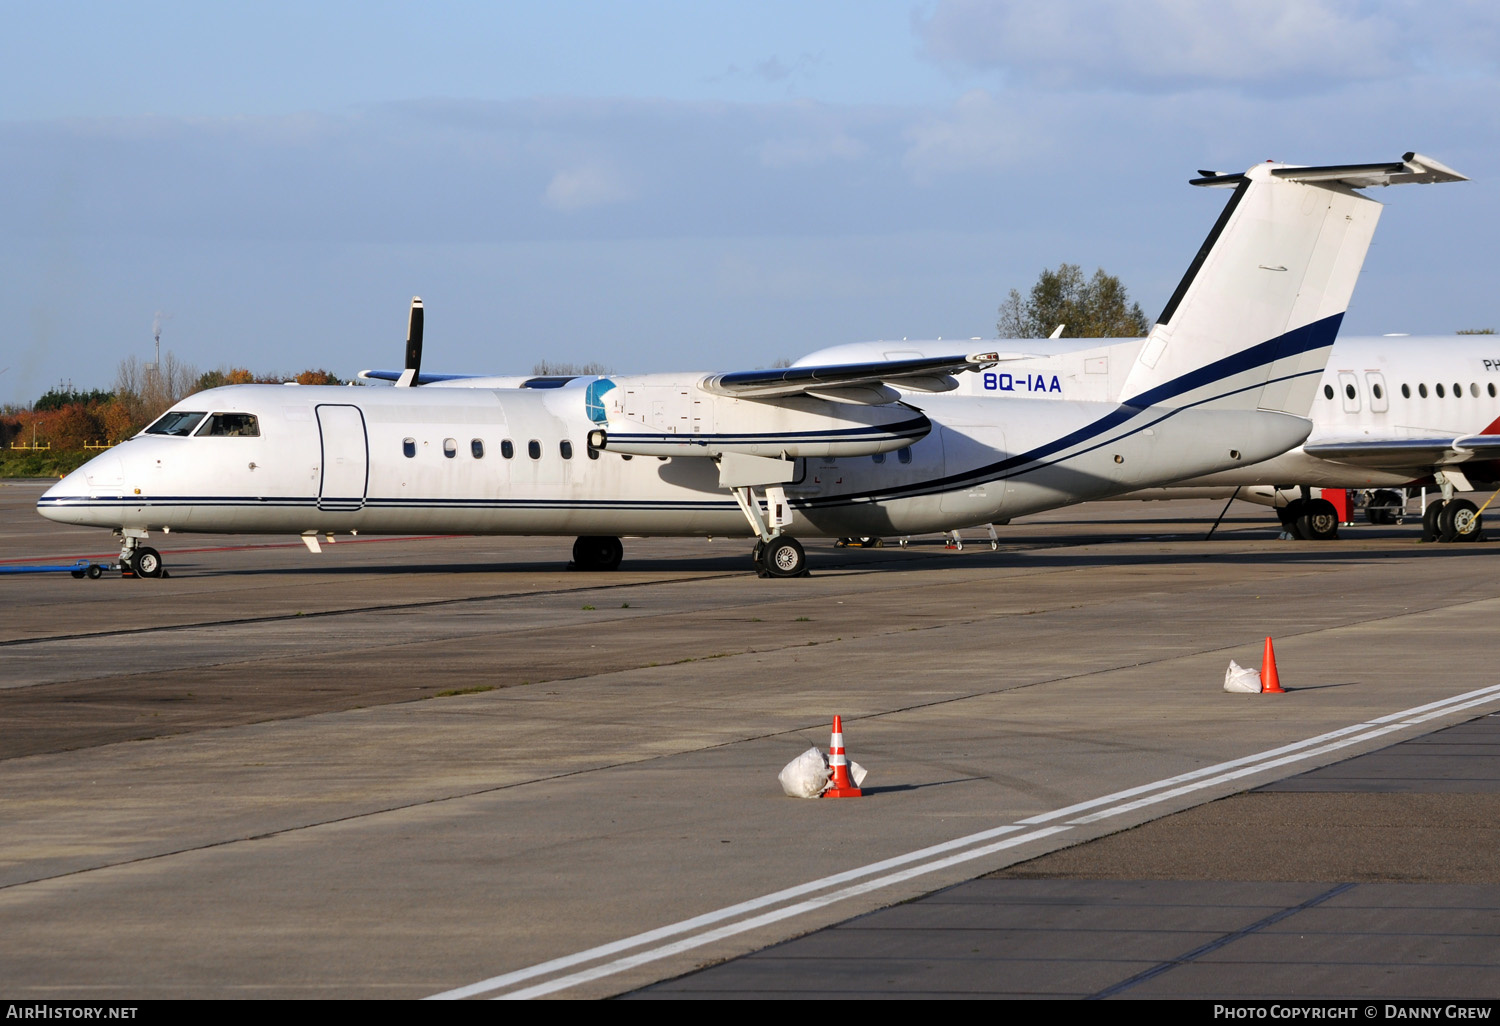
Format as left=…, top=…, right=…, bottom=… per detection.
left=1, top=356, right=346, bottom=475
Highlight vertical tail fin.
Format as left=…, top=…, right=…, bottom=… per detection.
left=1121, top=153, right=1465, bottom=415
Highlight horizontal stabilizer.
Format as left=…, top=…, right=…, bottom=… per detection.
left=1191, top=152, right=1468, bottom=189
left=702, top=352, right=1001, bottom=399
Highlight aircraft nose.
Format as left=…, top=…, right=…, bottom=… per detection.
left=37, top=455, right=122, bottom=527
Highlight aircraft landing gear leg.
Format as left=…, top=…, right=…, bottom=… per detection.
left=571, top=535, right=624, bottom=570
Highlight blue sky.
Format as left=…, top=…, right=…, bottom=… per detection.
left=3, top=1, right=1496, bottom=405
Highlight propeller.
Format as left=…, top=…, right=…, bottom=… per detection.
left=397, top=296, right=424, bottom=387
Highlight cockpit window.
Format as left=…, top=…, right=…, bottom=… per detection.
left=145, top=411, right=207, bottom=436
left=196, top=413, right=260, bottom=437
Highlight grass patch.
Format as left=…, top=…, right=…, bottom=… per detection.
left=435, top=685, right=496, bottom=698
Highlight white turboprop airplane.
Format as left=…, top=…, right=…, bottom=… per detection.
left=37, top=154, right=1461, bottom=578
left=807, top=332, right=1499, bottom=544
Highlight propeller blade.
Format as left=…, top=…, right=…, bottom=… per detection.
left=405, top=296, right=424, bottom=374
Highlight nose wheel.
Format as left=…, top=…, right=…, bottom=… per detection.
left=571, top=535, right=624, bottom=570
left=130, top=546, right=165, bottom=578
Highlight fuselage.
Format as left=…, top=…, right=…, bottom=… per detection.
left=37, top=376, right=1310, bottom=541
left=798, top=335, right=1500, bottom=491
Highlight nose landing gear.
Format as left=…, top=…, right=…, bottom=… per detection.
left=116, top=531, right=167, bottom=579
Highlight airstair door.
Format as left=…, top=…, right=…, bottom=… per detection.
left=316, top=404, right=369, bottom=511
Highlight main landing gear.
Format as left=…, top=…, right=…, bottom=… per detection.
left=1275, top=495, right=1340, bottom=540
left=752, top=536, right=807, bottom=578
left=571, top=535, right=624, bottom=571
left=1422, top=499, right=1483, bottom=543
left=726, top=481, right=808, bottom=578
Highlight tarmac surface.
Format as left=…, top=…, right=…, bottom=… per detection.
left=1, top=479, right=1497, bottom=1000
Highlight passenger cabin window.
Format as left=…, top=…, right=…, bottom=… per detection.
left=897, top=446, right=913, bottom=464
left=472, top=438, right=485, bottom=458
left=587, top=444, right=600, bottom=460
left=560, top=440, right=574, bottom=460
left=501, top=439, right=514, bottom=459
left=1337, top=372, right=1359, bottom=414
left=145, top=411, right=207, bottom=436
left=1472, top=383, right=1481, bottom=398
left=402, top=438, right=416, bottom=458
left=1323, top=385, right=1335, bottom=400
left=1436, top=383, right=1446, bottom=398
left=1490, top=384, right=1497, bottom=398
left=872, top=452, right=886, bottom=464
left=1419, top=384, right=1428, bottom=398
left=443, top=438, right=457, bottom=458
left=1402, top=384, right=1411, bottom=399
left=527, top=440, right=541, bottom=460
left=197, top=413, right=260, bottom=437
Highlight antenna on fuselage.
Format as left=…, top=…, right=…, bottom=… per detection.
left=396, top=296, right=424, bottom=388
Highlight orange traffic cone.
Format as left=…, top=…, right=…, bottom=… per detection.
left=823, top=715, right=863, bottom=798
left=1261, top=636, right=1285, bottom=694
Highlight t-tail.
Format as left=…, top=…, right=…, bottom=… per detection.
left=1121, top=153, right=1467, bottom=416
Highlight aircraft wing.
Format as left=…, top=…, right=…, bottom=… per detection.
left=1303, top=434, right=1500, bottom=468
left=700, top=351, right=1002, bottom=401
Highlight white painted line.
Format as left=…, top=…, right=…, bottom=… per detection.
left=426, top=823, right=1029, bottom=1000
left=499, top=825, right=1073, bottom=1000
left=432, top=682, right=1500, bottom=1000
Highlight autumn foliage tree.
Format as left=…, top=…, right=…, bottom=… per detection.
left=997, top=264, right=1152, bottom=339
left=3, top=357, right=354, bottom=473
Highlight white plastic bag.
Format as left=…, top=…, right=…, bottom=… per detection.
left=778, top=747, right=831, bottom=798
left=1223, top=659, right=1262, bottom=694
left=849, top=760, right=869, bottom=786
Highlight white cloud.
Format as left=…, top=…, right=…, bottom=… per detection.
left=919, top=0, right=1425, bottom=93
left=759, top=129, right=866, bottom=168
left=901, top=89, right=1034, bottom=182
left=543, top=165, right=633, bottom=212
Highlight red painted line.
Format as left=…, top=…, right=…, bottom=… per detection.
left=0, top=535, right=469, bottom=566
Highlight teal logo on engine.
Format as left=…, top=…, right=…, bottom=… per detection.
left=585, top=378, right=616, bottom=423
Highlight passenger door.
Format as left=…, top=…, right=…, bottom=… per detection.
left=316, top=404, right=369, bottom=511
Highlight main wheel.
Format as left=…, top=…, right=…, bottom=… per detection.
left=571, top=535, right=624, bottom=571
left=1366, top=489, right=1402, bottom=525
left=1296, top=498, right=1340, bottom=541
left=1278, top=499, right=1307, bottom=539
left=1438, top=499, right=1481, bottom=543
left=758, top=536, right=806, bottom=578
left=1422, top=500, right=1447, bottom=542
left=131, top=546, right=164, bottom=578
